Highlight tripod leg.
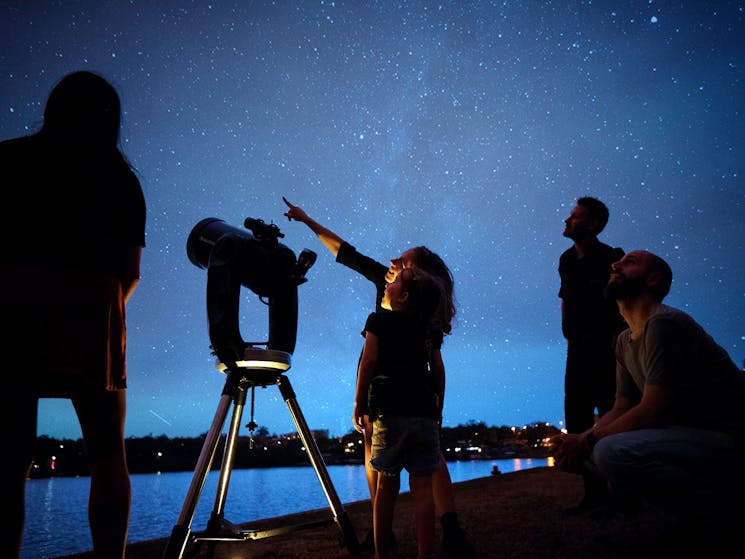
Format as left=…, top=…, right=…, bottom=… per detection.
left=192, top=382, right=247, bottom=559
left=162, top=377, right=236, bottom=559
left=277, top=375, right=360, bottom=551
left=209, top=382, right=247, bottom=520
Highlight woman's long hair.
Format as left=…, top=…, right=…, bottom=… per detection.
left=410, top=246, right=455, bottom=335
left=398, top=268, right=449, bottom=335
left=40, top=70, right=122, bottom=149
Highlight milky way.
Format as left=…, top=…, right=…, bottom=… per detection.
left=2, top=1, right=743, bottom=439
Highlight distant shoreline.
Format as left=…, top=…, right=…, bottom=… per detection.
left=28, top=452, right=551, bottom=481
left=30, top=422, right=557, bottom=479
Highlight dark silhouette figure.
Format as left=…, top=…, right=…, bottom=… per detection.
left=0, top=71, right=146, bottom=559
left=558, top=196, right=625, bottom=514
left=283, top=198, right=475, bottom=558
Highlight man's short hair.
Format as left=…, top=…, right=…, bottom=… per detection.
left=646, top=253, right=673, bottom=302
left=577, top=197, right=610, bottom=234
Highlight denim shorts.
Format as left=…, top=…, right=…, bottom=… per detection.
left=370, top=416, right=440, bottom=476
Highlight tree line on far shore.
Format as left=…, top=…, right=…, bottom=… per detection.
left=30, top=421, right=559, bottom=478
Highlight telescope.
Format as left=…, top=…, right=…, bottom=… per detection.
left=164, top=216, right=358, bottom=559
left=186, top=217, right=316, bottom=366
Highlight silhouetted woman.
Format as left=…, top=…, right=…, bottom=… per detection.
left=0, top=70, right=146, bottom=559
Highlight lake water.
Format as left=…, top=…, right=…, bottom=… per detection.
left=23, top=458, right=549, bottom=559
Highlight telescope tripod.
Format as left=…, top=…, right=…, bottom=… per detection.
left=162, top=352, right=359, bottom=559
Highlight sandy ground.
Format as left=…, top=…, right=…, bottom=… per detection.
left=54, top=466, right=738, bottom=559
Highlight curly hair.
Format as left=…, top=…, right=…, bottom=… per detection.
left=406, top=248, right=455, bottom=336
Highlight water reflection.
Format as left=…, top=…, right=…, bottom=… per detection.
left=23, top=458, right=549, bottom=559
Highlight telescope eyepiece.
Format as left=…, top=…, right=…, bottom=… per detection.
left=297, top=249, right=317, bottom=277
left=243, top=217, right=284, bottom=243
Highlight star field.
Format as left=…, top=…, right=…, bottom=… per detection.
left=2, top=1, right=743, bottom=440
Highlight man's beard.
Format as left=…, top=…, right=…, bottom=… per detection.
left=604, top=275, right=646, bottom=301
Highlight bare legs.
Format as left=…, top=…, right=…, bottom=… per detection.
left=0, top=390, right=37, bottom=559
left=373, top=473, right=436, bottom=559
left=73, top=388, right=131, bottom=559
left=363, top=420, right=379, bottom=501
left=0, top=386, right=130, bottom=559
left=366, top=421, right=455, bottom=516
left=432, top=453, right=456, bottom=516
left=365, top=421, right=472, bottom=557
left=409, top=474, right=436, bottom=559
left=373, top=473, right=400, bottom=559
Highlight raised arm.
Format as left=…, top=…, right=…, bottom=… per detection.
left=282, top=197, right=344, bottom=257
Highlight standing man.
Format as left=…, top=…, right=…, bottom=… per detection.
left=558, top=197, right=625, bottom=513
left=552, top=250, right=745, bottom=550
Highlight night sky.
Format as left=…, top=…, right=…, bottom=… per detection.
left=2, top=1, right=743, bottom=441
